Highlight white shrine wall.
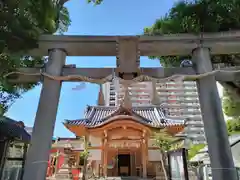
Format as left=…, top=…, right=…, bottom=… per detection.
left=89, top=135, right=102, bottom=147
left=148, top=138, right=161, bottom=161
left=88, top=149, right=102, bottom=161
left=88, top=135, right=102, bottom=161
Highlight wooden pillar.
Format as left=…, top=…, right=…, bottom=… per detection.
left=103, top=138, right=108, bottom=177
left=102, top=130, right=108, bottom=177
left=54, top=150, right=60, bottom=176
left=82, top=133, right=89, bottom=180
left=23, top=49, right=66, bottom=180
left=192, top=47, right=237, bottom=180
left=142, top=131, right=147, bottom=178
left=101, top=138, right=104, bottom=176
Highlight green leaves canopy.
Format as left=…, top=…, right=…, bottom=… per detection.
left=153, top=129, right=179, bottom=151
left=226, top=118, right=240, bottom=134
left=144, top=0, right=240, bottom=66
left=222, top=89, right=240, bottom=117
left=144, top=0, right=240, bottom=115
left=0, top=0, right=71, bottom=114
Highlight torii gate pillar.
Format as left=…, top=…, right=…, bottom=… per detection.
left=22, top=49, right=66, bottom=180
left=192, top=47, right=238, bottom=180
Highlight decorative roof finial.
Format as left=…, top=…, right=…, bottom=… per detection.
left=97, top=84, right=105, bottom=106
left=121, top=82, right=132, bottom=109
left=151, top=81, right=160, bottom=105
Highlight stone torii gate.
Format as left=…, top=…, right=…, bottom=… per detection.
left=5, top=32, right=240, bottom=180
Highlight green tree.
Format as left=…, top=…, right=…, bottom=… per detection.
left=188, top=144, right=205, bottom=160
left=153, top=129, right=180, bottom=179
left=80, top=149, right=90, bottom=180
left=81, top=135, right=90, bottom=180
left=0, top=0, right=71, bottom=113
left=144, top=0, right=240, bottom=101
left=226, top=118, right=240, bottom=134
left=222, top=89, right=240, bottom=117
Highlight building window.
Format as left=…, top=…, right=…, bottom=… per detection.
left=110, top=92, right=115, bottom=96
left=1, top=141, right=28, bottom=180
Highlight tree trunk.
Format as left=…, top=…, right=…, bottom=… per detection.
left=160, top=151, right=168, bottom=180
left=82, top=158, right=87, bottom=180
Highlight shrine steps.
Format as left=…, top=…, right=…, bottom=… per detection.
left=105, top=177, right=154, bottom=180
left=46, top=176, right=156, bottom=180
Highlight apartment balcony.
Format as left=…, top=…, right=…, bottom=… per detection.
left=131, top=99, right=151, bottom=102
left=158, top=85, right=197, bottom=90
left=159, top=99, right=199, bottom=104
left=167, top=111, right=201, bottom=116
left=158, top=92, right=199, bottom=97
left=167, top=107, right=200, bottom=111
left=130, top=97, right=151, bottom=101
left=185, top=118, right=204, bottom=125
left=130, top=94, right=151, bottom=98
left=185, top=126, right=205, bottom=132
left=118, top=89, right=152, bottom=95
left=118, top=91, right=199, bottom=98
left=119, top=84, right=149, bottom=89
left=160, top=103, right=200, bottom=108
left=167, top=114, right=202, bottom=120
left=157, top=81, right=196, bottom=85
left=157, top=89, right=198, bottom=93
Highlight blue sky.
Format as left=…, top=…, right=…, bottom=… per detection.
left=5, top=0, right=195, bottom=137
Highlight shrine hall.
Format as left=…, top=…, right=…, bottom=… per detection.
left=57, top=84, right=186, bottom=178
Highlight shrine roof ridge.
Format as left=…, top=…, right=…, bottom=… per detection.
left=29, top=31, right=240, bottom=56
left=63, top=105, right=186, bottom=128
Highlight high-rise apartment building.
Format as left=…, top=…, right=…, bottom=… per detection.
left=102, top=80, right=205, bottom=144
left=102, top=80, right=201, bottom=118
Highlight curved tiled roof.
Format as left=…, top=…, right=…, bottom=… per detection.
left=64, top=105, right=185, bottom=128
left=0, top=116, right=31, bottom=142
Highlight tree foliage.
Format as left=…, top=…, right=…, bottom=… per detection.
left=144, top=0, right=240, bottom=119
left=0, top=0, right=71, bottom=114
left=226, top=118, right=240, bottom=134
left=222, top=89, right=240, bottom=117
left=144, top=0, right=240, bottom=101
left=153, top=129, right=181, bottom=179
left=188, top=144, right=205, bottom=160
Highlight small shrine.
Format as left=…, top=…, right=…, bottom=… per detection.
left=47, top=138, right=83, bottom=180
